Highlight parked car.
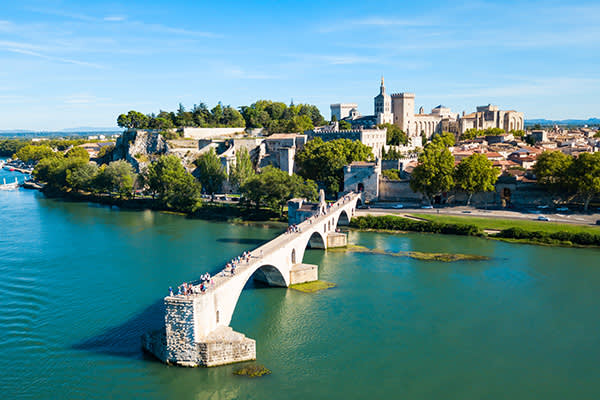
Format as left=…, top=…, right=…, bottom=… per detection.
left=392, top=204, right=404, bottom=209
left=556, top=207, right=569, bottom=212
left=537, top=215, right=550, bottom=221
left=421, top=205, right=434, bottom=209
left=357, top=204, right=370, bottom=210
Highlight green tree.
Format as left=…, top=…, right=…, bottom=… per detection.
left=98, top=160, right=136, bottom=198
left=117, top=110, right=149, bottom=129
left=241, top=166, right=317, bottom=215
left=33, top=157, right=87, bottom=189
left=570, top=152, right=600, bottom=211
left=65, top=146, right=90, bottom=161
left=339, top=120, right=352, bottom=130
left=455, top=153, right=499, bottom=205
left=15, top=145, right=56, bottom=163
left=143, top=155, right=201, bottom=212
left=382, top=169, right=402, bottom=180
left=378, top=123, right=408, bottom=146
left=533, top=151, right=573, bottom=202
left=295, top=137, right=373, bottom=194
left=66, top=163, right=98, bottom=191
left=195, top=148, right=227, bottom=195
left=229, top=147, right=255, bottom=190
left=410, top=141, right=455, bottom=204
left=432, top=131, right=455, bottom=147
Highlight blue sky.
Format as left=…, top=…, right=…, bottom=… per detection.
left=0, top=0, right=599, bottom=130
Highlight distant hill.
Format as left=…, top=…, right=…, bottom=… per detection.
left=525, top=118, right=600, bottom=126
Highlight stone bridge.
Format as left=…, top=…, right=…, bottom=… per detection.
left=142, top=192, right=361, bottom=367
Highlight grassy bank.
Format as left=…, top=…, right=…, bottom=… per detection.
left=352, top=214, right=600, bottom=248
left=329, top=244, right=488, bottom=262
left=408, top=213, right=600, bottom=235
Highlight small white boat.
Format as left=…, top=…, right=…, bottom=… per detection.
left=0, top=177, right=19, bottom=190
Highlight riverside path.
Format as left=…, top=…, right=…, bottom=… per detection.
left=142, top=192, right=361, bottom=367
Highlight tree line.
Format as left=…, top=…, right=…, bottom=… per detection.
left=116, top=99, right=328, bottom=136
left=460, top=128, right=526, bottom=141
left=117, top=103, right=246, bottom=131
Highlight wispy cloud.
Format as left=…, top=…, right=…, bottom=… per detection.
left=104, top=16, right=126, bottom=22
left=4, top=48, right=104, bottom=69
left=318, top=15, right=434, bottom=33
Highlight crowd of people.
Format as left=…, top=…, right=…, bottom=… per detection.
left=286, top=224, right=301, bottom=234
left=169, top=272, right=214, bottom=297
left=166, top=193, right=357, bottom=298
left=226, top=251, right=252, bottom=276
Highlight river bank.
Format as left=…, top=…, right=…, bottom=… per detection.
left=350, top=214, right=600, bottom=248
left=29, top=184, right=286, bottom=224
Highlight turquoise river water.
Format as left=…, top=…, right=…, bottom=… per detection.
left=1, top=163, right=600, bottom=399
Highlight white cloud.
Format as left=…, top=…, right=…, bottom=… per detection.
left=104, top=16, right=126, bottom=22
left=4, top=48, right=105, bottom=69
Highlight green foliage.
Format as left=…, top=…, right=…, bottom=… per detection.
left=66, top=163, right=99, bottom=191
left=143, top=155, right=201, bottom=212
left=594, top=131, right=600, bottom=138
left=455, top=153, right=499, bottom=205
left=65, top=146, right=90, bottom=161
left=534, top=151, right=573, bottom=196
left=409, top=141, right=455, bottom=203
left=382, top=169, right=402, bottom=180
left=97, top=161, right=136, bottom=198
left=241, top=165, right=317, bottom=215
left=33, top=157, right=88, bottom=189
left=97, top=144, right=115, bottom=159
left=229, top=147, right=255, bottom=190
left=295, top=137, right=373, bottom=194
left=0, top=139, right=28, bottom=157
left=117, top=102, right=246, bottom=130
left=339, top=120, right=352, bottom=130
left=195, top=148, right=227, bottom=195
left=239, top=100, right=325, bottom=133
left=511, top=129, right=526, bottom=137
left=570, top=152, right=600, bottom=211
left=378, top=123, right=408, bottom=146
left=460, top=128, right=506, bottom=141
left=497, top=227, right=600, bottom=247
left=432, top=132, right=455, bottom=147
left=350, top=215, right=483, bottom=236
left=117, top=110, right=149, bottom=129
left=15, top=145, right=58, bottom=163
left=381, top=147, right=404, bottom=160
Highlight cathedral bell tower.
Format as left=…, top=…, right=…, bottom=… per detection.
left=374, top=76, right=393, bottom=125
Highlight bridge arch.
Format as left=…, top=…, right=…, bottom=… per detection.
left=307, top=230, right=326, bottom=249
left=251, top=264, right=287, bottom=287
left=337, top=209, right=350, bottom=226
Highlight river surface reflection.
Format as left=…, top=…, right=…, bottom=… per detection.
left=1, top=179, right=599, bottom=399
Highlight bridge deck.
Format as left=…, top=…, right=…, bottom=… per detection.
left=168, top=193, right=358, bottom=298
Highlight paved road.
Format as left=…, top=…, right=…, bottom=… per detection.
left=356, top=206, right=600, bottom=226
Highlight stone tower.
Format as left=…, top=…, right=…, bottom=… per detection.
left=374, top=77, right=393, bottom=124
left=391, top=92, right=415, bottom=134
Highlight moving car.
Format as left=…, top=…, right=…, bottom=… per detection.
left=392, top=204, right=404, bottom=209
left=537, top=215, right=549, bottom=221
left=421, top=205, right=433, bottom=209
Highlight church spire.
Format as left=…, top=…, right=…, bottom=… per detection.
left=380, top=75, right=385, bottom=95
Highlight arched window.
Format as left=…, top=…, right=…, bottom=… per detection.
left=291, top=248, right=296, bottom=264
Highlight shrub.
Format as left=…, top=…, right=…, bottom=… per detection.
left=350, top=215, right=483, bottom=236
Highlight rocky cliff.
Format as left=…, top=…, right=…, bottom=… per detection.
left=111, top=129, right=169, bottom=172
